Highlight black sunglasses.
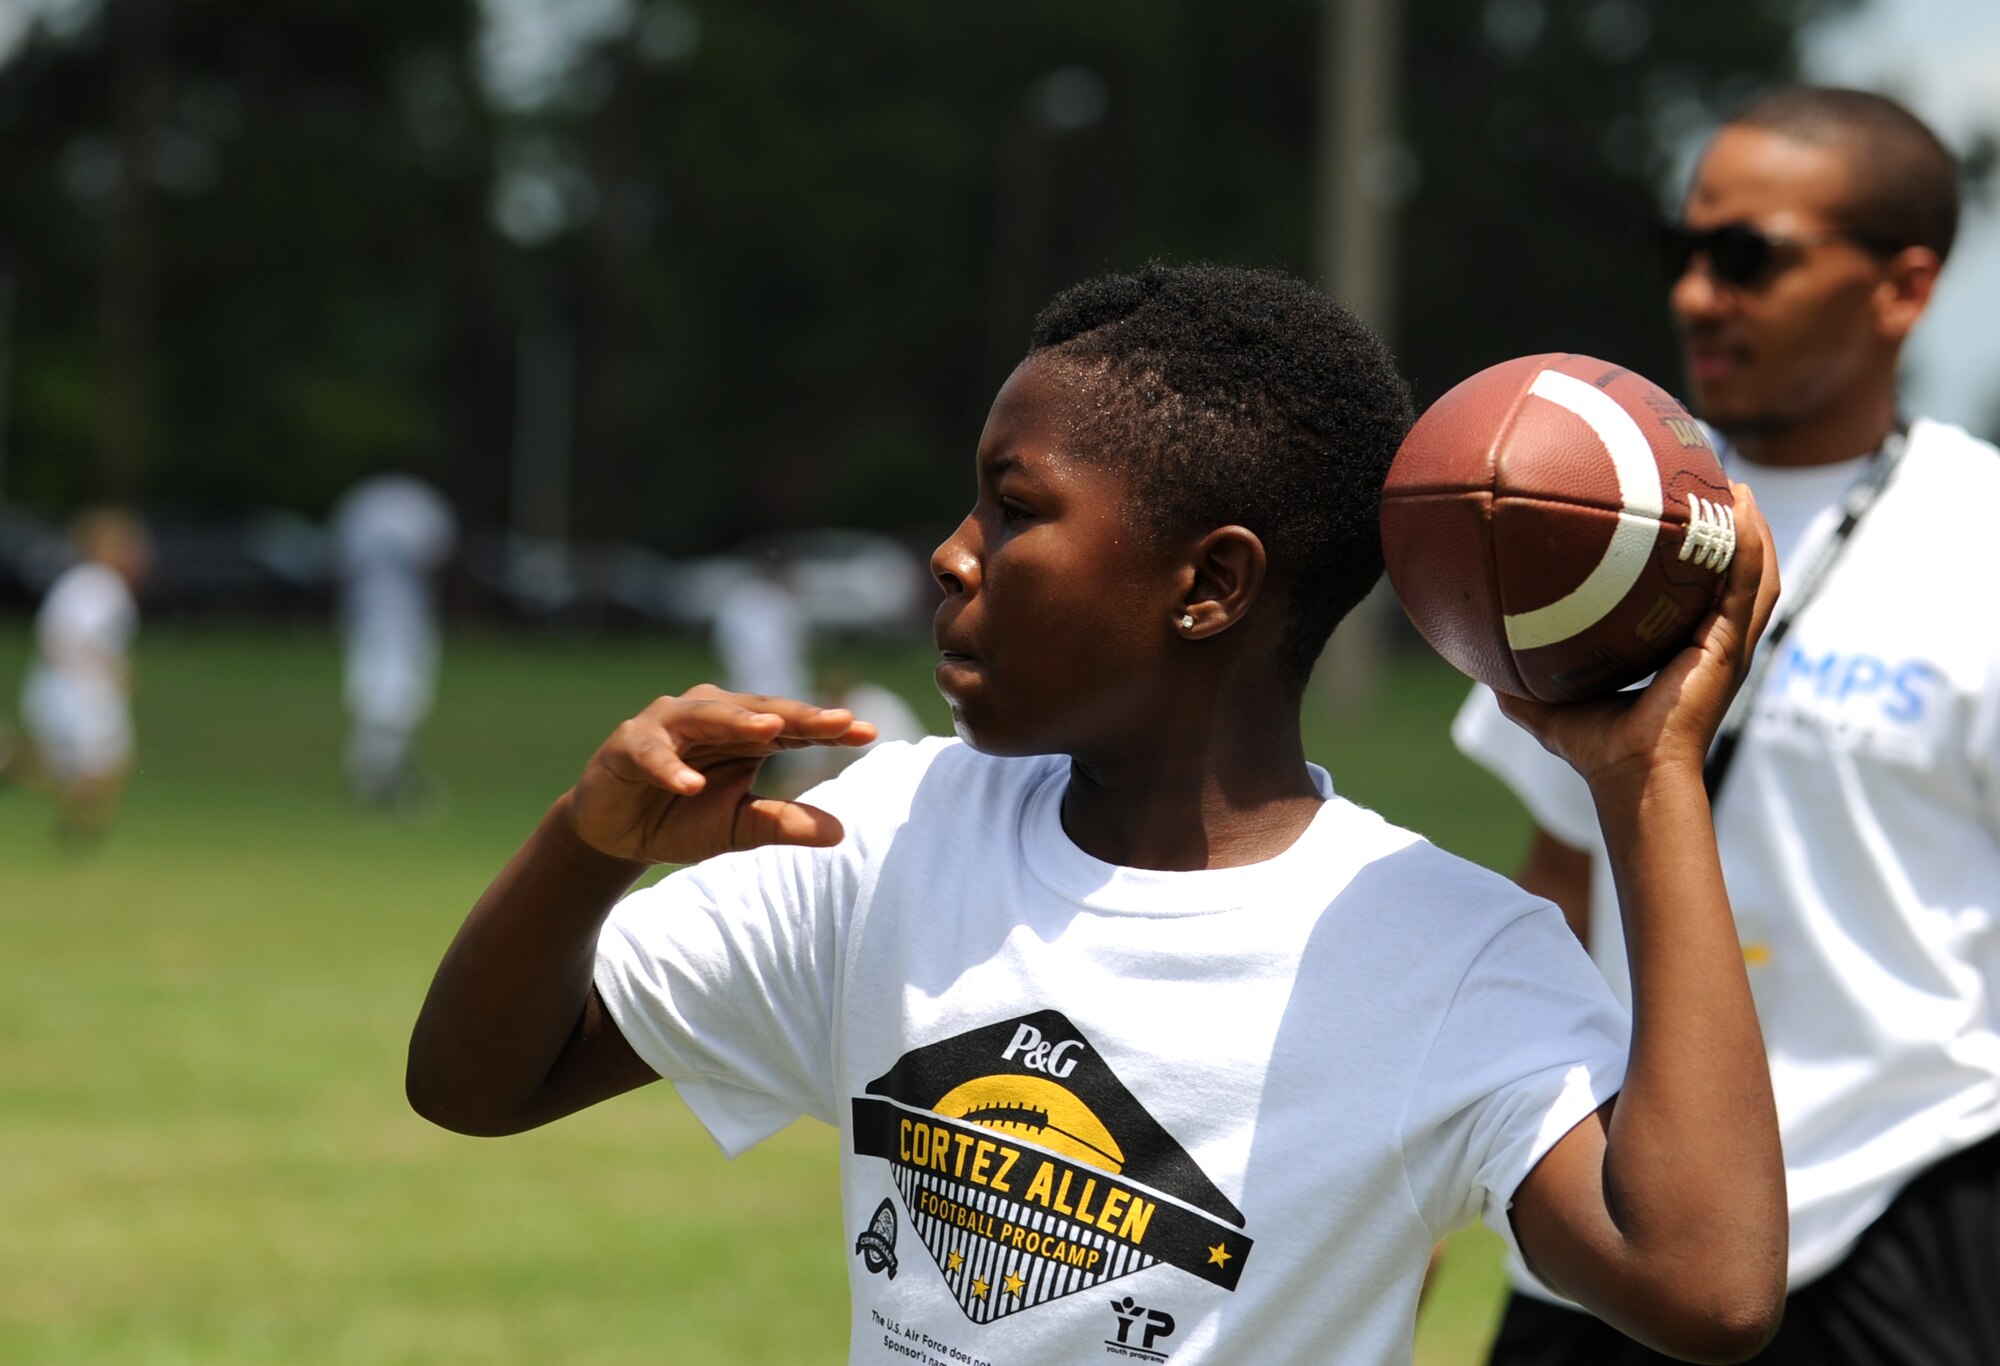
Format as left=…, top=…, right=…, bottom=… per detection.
left=1655, top=221, right=1906, bottom=288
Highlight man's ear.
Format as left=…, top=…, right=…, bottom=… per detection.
left=1875, top=245, right=1941, bottom=343
left=1174, top=525, right=1267, bottom=638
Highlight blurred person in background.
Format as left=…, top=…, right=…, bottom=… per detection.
left=329, top=472, right=456, bottom=810
left=713, top=554, right=811, bottom=791
left=790, top=662, right=933, bottom=788
left=822, top=667, right=927, bottom=753
left=1456, top=87, right=2000, bottom=1364
left=712, top=553, right=809, bottom=701
left=13, top=508, right=152, bottom=846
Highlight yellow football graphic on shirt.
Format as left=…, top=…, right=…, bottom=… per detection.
left=932, top=1073, right=1125, bottom=1174
left=853, top=1010, right=1253, bottom=1326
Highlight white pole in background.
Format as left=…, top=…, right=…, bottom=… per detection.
left=1316, top=0, right=1402, bottom=339
left=1313, top=0, right=1405, bottom=712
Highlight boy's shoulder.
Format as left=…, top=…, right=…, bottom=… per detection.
left=814, top=749, right=1560, bottom=948
left=1317, top=794, right=1563, bottom=946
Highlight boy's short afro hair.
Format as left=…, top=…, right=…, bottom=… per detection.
left=1028, top=262, right=1413, bottom=686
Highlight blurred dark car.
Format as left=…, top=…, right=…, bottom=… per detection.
left=666, top=528, right=935, bottom=640
left=0, top=505, right=331, bottom=618
left=142, top=510, right=328, bottom=620
left=463, top=526, right=934, bottom=640
left=0, top=505, right=72, bottom=609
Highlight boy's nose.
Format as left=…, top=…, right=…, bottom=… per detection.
left=930, top=519, right=980, bottom=597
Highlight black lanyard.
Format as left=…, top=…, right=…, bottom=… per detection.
left=1703, top=421, right=1911, bottom=799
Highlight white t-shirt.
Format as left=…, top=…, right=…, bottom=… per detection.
left=21, top=561, right=139, bottom=777
left=330, top=473, right=455, bottom=636
left=330, top=473, right=456, bottom=582
left=34, top=560, right=137, bottom=678
left=839, top=681, right=930, bottom=751
left=329, top=475, right=456, bottom=726
left=1454, top=417, right=2000, bottom=1294
left=714, top=575, right=809, bottom=700
left=596, top=738, right=1629, bottom=1365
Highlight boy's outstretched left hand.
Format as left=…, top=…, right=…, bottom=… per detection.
left=566, top=685, right=878, bottom=866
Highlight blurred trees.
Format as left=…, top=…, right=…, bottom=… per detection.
left=0, top=0, right=1859, bottom=551
left=1397, top=0, right=1858, bottom=399
left=1, top=0, right=490, bottom=516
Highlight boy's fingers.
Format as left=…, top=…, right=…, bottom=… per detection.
left=1737, top=490, right=1781, bottom=642
left=642, top=693, right=868, bottom=747
left=616, top=732, right=706, bottom=795
left=1701, top=486, right=1777, bottom=674
left=640, top=694, right=785, bottom=744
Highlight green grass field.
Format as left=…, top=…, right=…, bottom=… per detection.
left=0, top=622, right=1530, bottom=1363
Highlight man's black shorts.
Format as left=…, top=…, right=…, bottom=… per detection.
left=1485, top=1127, right=2000, bottom=1366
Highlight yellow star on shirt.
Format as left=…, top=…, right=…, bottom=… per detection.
left=1002, top=1271, right=1027, bottom=1297
left=947, top=1249, right=965, bottom=1274
left=971, top=1276, right=991, bottom=1299
left=1207, top=1242, right=1233, bottom=1268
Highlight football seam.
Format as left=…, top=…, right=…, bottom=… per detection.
left=1486, top=375, right=1539, bottom=699
left=1384, top=488, right=1695, bottom=524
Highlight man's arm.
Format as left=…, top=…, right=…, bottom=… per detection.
left=405, top=687, right=875, bottom=1137
left=1500, top=487, right=1786, bottom=1364
left=1516, top=827, right=1592, bottom=947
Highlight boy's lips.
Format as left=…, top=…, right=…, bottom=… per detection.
left=934, top=650, right=983, bottom=695
left=933, top=629, right=982, bottom=672
left=933, top=622, right=980, bottom=663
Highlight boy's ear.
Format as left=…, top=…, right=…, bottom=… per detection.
left=1176, top=525, right=1267, bottom=638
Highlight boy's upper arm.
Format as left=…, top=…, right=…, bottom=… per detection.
left=593, top=852, right=841, bottom=1138
left=516, top=986, right=662, bottom=1130
left=1516, top=828, right=1594, bottom=948
left=1509, top=1093, right=1777, bottom=1351
left=588, top=740, right=927, bottom=1147
left=1503, top=1097, right=1619, bottom=1304
left=1402, top=903, right=1628, bottom=1254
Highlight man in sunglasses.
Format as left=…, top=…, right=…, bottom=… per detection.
left=1454, top=86, right=2000, bottom=1364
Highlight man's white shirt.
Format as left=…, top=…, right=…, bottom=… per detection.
left=1455, top=417, right=2000, bottom=1293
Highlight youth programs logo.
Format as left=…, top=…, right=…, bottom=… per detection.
left=851, top=1011, right=1252, bottom=1325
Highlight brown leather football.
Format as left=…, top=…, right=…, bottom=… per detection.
left=1380, top=353, right=1736, bottom=702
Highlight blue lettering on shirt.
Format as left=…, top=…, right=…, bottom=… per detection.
left=1772, top=646, right=1940, bottom=723
left=1777, top=647, right=1841, bottom=695
left=1886, top=661, right=1943, bottom=723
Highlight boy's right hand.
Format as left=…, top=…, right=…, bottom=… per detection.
left=1494, top=483, right=1778, bottom=791
left=564, top=685, right=878, bottom=866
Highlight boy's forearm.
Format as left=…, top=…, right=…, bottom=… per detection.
left=406, top=794, right=649, bottom=1135
left=1587, top=757, right=1786, bottom=1346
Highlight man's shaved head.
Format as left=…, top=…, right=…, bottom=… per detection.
left=1725, top=86, right=1959, bottom=264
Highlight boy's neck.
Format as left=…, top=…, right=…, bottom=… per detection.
left=1058, top=723, right=1321, bottom=872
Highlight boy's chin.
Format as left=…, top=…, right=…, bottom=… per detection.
left=946, top=708, right=1065, bottom=760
